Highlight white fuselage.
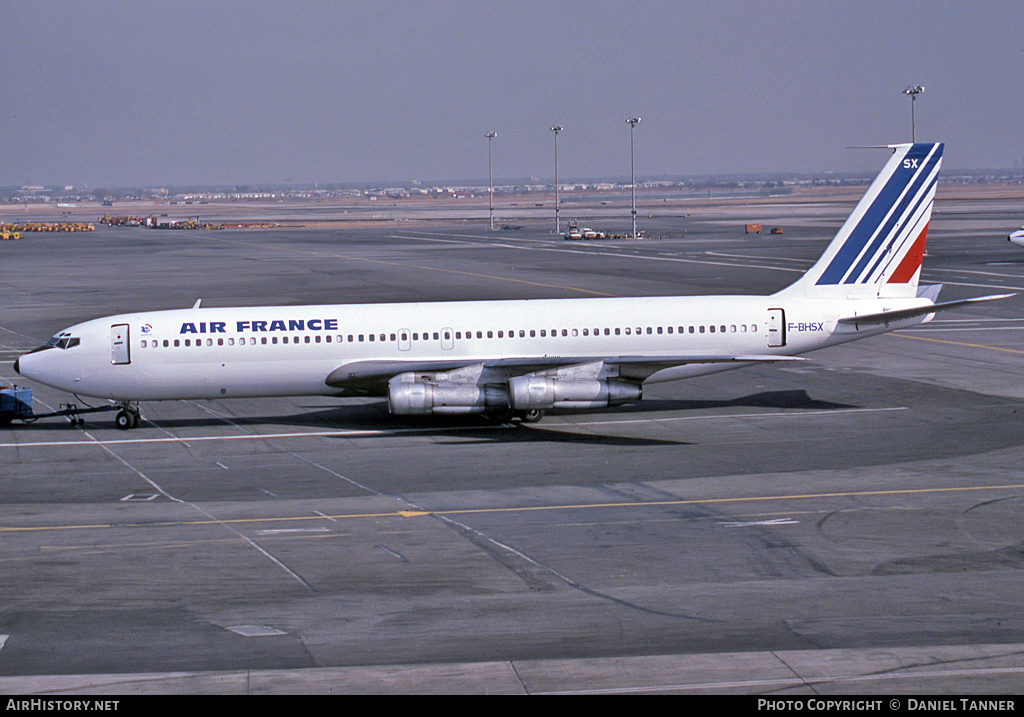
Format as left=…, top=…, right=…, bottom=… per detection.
left=16, top=293, right=927, bottom=402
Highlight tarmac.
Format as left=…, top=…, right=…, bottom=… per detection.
left=2, top=189, right=1024, bottom=694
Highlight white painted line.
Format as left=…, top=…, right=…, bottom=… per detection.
left=225, top=625, right=287, bottom=637
left=575, top=406, right=908, bottom=427
left=256, top=528, right=330, bottom=535
left=0, top=635, right=7, bottom=651
left=719, top=518, right=799, bottom=527
left=0, top=424, right=511, bottom=448
left=119, top=494, right=159, bottom=502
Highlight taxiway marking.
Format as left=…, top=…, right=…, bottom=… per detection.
left=4, top=482, right=1024, bottom=535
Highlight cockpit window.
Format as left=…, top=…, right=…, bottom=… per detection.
left=42, top=333, right=79, bottom=350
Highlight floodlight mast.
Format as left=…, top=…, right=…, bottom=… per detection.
left=904, top=85, right=924, bottom=142
left=483, top=130, right=495, bottom=228
left=627, top=117, right=641, bottom=238
left=551, top=125, right=563, bottom=234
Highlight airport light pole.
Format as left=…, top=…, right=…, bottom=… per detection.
left=486, top=132, right=497, bottom=230
left=627, top=117, right=641, bottom=238
left=904, top=85, right=924, bottom=142
left=551, top=125, right=563, bottom=234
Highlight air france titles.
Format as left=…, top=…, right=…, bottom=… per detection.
left=179, top=319, right=338, bottom=334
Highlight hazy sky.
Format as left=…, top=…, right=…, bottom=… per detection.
left=2, top=1, right=1022, bottom=187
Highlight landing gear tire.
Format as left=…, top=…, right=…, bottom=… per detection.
left=516, top=409, right=545, bottom=423
left=115, top=409, right=140, bottom=430
left=487, top=405, right=513, bottom=423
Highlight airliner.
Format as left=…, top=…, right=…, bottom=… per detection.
left=1008, top=225, right=1024, bottom=247
left=13, top=142, right=1010, bottom=429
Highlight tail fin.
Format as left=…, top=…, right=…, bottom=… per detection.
left=776, top=142, right=943, bottom=300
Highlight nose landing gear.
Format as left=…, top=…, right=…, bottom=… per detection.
left=114, top=403, right=142, bottom=430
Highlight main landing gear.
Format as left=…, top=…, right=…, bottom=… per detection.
left=114, top=402, right=142, bottom=430
left=491, top=408, right=545, bottom=424
left=516, top=409, right=545, bottom=423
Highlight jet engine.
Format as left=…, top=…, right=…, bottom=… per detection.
left=508, top=376, right=641, bottom=410
left=387, top=373, right=509, bottom=415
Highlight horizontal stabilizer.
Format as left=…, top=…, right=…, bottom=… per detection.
left=837, top=293, right=1014, bottom=328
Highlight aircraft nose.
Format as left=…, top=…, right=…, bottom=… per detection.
left=13, top=358, right=20, bottom=374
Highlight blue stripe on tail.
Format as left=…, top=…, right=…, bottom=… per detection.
left=816, top=144, right=941, bottom=286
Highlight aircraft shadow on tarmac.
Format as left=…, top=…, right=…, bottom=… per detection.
left=18, top=390, right=854, bottom=444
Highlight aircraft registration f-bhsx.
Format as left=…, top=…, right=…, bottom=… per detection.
left=13, top=142, right=1012, bottom=429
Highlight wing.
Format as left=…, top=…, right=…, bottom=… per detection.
left=324, top=354, right=806, bottom=393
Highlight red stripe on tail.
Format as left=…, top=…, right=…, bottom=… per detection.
left=887, top=222, right=929, bottom=284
